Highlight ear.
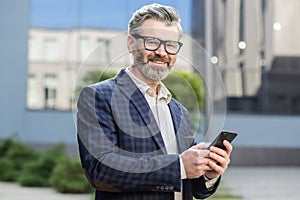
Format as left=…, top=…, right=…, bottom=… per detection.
left=127, top=35, right=135, bottom=53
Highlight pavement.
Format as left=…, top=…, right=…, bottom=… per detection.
left=1, top=167, right=300, bottom=200
left=220, top=167, right=300, bottom=200
left=0, top=182, right=90, bottom=200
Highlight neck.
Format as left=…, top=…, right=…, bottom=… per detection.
left=129, top=66, right=160, bottom=93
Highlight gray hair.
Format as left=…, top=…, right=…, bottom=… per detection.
left=128, top=3, right=182, bottom=36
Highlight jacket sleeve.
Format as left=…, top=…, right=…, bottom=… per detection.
left=191, top=175, right=221, bottom=199
left=77, top=85, right=182, bottom=193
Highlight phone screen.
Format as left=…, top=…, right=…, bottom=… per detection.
left=208, top=131, right=237, bottom=150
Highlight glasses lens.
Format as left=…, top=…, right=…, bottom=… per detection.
left=165, top=41, right=180, bottom=54
left=144, top=38, right=161, bottom=50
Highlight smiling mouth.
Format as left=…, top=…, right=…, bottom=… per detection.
left=148, top=57, right=170, bottom=66
left=153, top=61, right=166, bottom=64
left=150, top=60, right=169, bottom=67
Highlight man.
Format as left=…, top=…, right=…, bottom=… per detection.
left=77, top=3, right=233, bottom=200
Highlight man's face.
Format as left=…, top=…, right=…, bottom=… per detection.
left=129, top=19, right=181, bottom=82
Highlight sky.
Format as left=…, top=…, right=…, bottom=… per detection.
left=30, top=0, right=192, bottom=32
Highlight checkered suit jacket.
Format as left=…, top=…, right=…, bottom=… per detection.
left=77, top=69, right=220, bottom=200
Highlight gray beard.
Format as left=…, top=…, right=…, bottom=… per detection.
left=133, top=50, right=173, bottom=81
left=136, top=62, right=173, bottom=81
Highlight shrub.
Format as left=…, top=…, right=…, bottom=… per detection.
left=50, top=156, right=92, bottom=193
left=0, top=138, right=38, bottom=181
left=74, top=69, right=117, bottom=99
left=18, top=143, right=66, bottom=187
left=18, top=162, right=50, bottom=186
left=0, top=158, right=18, bottom=181
left=6, top=142, right=38, bottom=172
left=0, top=137, right=91, bottom=194
left=0, top=138, right=18, bottom=181
left=0, top=138, right=15, bottom=158
left=163, top=71, right=205, bottom=113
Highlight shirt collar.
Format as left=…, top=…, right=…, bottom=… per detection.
left=125, top=67, right=172, bottom=103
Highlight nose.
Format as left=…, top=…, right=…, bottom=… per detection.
left=154, top=43, right=167, bottom=56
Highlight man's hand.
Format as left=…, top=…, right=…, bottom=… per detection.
left=204, top=140, right=233, bottom=179
left=181, top=143, right=212, bottom=179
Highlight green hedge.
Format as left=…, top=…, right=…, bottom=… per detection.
left=0, top=137, right=92, bottom=193
left=50, top=156, right=92, bottom=193
left=162, top=71, right=204, bottom=112
left=0, top=158, right=17, bottom=181
left=0, top=138, right=38, bottom=182
left=18, top=143, right=65, bottom=187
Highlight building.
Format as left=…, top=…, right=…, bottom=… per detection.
left=27, top=28, right=121, bottom=110
left=1, top=0, right=300, bottom=165
left=191, top=0, right=300, bottom=165
left=27, top=27, right=196, bottom=110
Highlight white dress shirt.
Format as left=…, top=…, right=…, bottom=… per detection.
left=125, top=68, right=217, bottom=200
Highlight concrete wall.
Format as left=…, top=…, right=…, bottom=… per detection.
left=224, top=114, right=300, bottom=166
left=0, top=0, right=29, bottom=139
left=0, top=0, right=76, bottom=146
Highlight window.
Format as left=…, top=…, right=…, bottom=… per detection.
left=44, top=38, right=58, bottom=62
left=97, top=38, right=110, bottom=65
left=80, top=36, right=91, bottom=61
left=44, top=74, right=57, bottom=109
left=28, top=36, right=40, bottom=61
left=27, top=74, right=41, bottom=109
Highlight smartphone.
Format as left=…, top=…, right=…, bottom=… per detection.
left=208, top=131, right=238, bottom=150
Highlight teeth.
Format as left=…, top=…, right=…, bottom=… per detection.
left=154, top=61, right=164, bottom=64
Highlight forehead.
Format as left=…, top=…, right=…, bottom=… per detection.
left=139, top=19, right=180, bottom=40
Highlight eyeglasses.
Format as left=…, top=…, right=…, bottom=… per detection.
left=132, top=34, right=183, bottom=55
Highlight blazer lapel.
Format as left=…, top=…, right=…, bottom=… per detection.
left=169, top=100, right=194, bottom=153
left=115, top=69, right=167, bottom=154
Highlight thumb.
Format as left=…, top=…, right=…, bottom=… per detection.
left=192, top=143, right=206, bottom=150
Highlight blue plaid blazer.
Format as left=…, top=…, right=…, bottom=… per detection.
left=77, top=69, right=220, bottom=200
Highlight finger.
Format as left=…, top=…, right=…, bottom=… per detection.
left=195, top=149, right=210, bottom=159
left=189, top=148, right=210, bottom=157
left=209, top=152, right=226, bottom=166
left=208, top=160, right=225, bottom=174
left=209, top=146, right=227, bottom=158
left=192, top=143, right=206, bottom=150
left=194, top=157, right=211, bottom=166
left=223, top=140, right=233, bottom=153
left=194, top=164, right=213, bottom=173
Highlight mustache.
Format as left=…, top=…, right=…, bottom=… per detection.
left=147, top=55, right=170, bottom=65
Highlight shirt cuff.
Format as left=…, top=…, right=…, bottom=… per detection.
left=203, top=175, right=219, bottom=189
left=179, top=155, right=187, bottom=179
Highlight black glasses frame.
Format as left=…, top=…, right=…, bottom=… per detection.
left=132, top=34, right=183, bottom=55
